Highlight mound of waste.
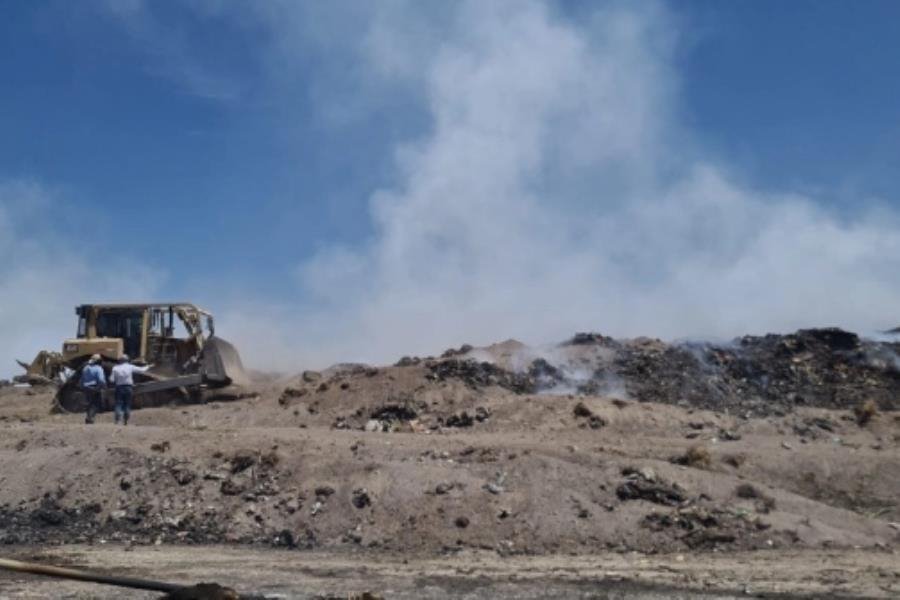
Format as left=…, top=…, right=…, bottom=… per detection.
left=613, top=328, right=899, bottom=416
left=423, top=328, right=899, bottom=417
left=427, top=359, right=533, bottom=393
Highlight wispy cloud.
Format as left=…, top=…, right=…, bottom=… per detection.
left=0, top=180, right=163, bottom=378
left=96, top=0, right=243, bottom=102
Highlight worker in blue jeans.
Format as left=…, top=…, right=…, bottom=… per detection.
left=109, top=355, right=151, bottom=425
left=80, top=354, right=106, bottom=424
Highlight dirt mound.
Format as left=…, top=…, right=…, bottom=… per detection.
left=0, top=326, right=897, bottom=591
left=0, top=384, right=897, bottom=557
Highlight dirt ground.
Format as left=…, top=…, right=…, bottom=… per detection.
left=0, top=331, right=898, bottom=598
left=1, top=544, right=898, bottom=599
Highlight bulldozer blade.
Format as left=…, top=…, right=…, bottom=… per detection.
left=202, top=336, right=250, bottom=387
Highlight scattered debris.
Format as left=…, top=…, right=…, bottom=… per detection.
left=734, top=483, right=776, bottom=513
left=229, top=451, right=256, bottom=474
left=441, top=344, right=474, bottom=358
left=278, top=387, right=307, bottom=406
left=528, top=359, right=565, bottom=388
left=718, top=429, right=741, bottom=441
left=394, top=356, right=421, bottom=367
left=722, top=454, right=746, bottom=468
left=302, top=371, right=322, bottom=384
left=371, top=403, right=417, bottom=422
left=483, top=471, right=507, bottom=495
left=444, top=407, right=490, bottom=428
left=434, top=482, right=455, bottom=495
left=617, top=468, right=686, bottom=506
left=573, top=402, right=592, bottom=418
left=220, top=479, right=244, bottom=496
left=671, top=445, right=711, bottom=469
left=642, top=506, right=769, bottom=550
left=854, top=399, right=878, bottom=426
left=572, top=402, right=607, bottom=429
left=150, top=441, right=171, bottom=453
left=171, top=468, right=196, bottom=486
left=565, top=332, right=616, bottom=346
left=315, top=486, right=336, bottom=498
left=428, top=360, right=533, bottom=393
left=351, top=488, right=372, bottom=509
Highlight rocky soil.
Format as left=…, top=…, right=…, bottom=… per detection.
left=2, top=545, right=899, bottom=599
left=0, top=327, right=898, bottom=597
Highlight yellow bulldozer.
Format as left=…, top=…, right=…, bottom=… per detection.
left=17, top=303, right=248, bottom=413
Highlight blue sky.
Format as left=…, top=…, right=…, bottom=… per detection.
left=2, top=1, right=899, bottom=372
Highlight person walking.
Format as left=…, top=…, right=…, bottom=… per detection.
left=109, top=355, right=151, bottom=425
left=80, top=354, right=106, bottom=424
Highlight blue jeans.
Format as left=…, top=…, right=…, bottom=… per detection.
left=114, top=385, right=133, bottom=424
left=84, top=386, right=102, bottom=424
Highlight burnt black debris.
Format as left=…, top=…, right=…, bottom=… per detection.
left=565, top=332, right=617, bottom=346
left=229, top=451, right=256, bottom=474
left=394, top=356, right=421, bottom=367
left=370, top=403, right=418, bottom=422
left=443, top=407, right=490, bottom=428
left=572, top=402, right=606, bottom=429
left=352, top=488, right=372, bottom=509
left=427, top=328, right=898, bottom=417
left=428, top=359, right=534, bottom=393
left=620, top=327, right=900, bottom=416
left=527, top=359, right=565, bottom=389
left=441, top=344, right=474, bottom=358
left=642, top=507, right=770, bottom=550
left=0, top=451, right=313, bottom=549
left=616, top=470, right=686, bottom=507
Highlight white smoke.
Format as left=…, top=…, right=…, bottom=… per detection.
left=221, top=0, right=900, bottom=370
left=13, top=1, right=900, bottom=375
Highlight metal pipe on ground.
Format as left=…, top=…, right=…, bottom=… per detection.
left=0, top=557, right=255, bottom=599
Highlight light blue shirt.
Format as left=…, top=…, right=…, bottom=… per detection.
left=80, top=363, right=106, bottom=388
left=109, top=363, right=150, bottom=386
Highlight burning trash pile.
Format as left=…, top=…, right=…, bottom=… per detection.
left=419, top=328, right=899, bottom=417
left=613, top=327, right=899, bottom=416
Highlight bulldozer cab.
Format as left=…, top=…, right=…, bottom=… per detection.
left=90, top=307, right=144, bottom=359
left=72, top=303, right=215, bottom=369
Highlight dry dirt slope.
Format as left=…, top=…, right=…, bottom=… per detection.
left=0, top=328, right=898, bottom=597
